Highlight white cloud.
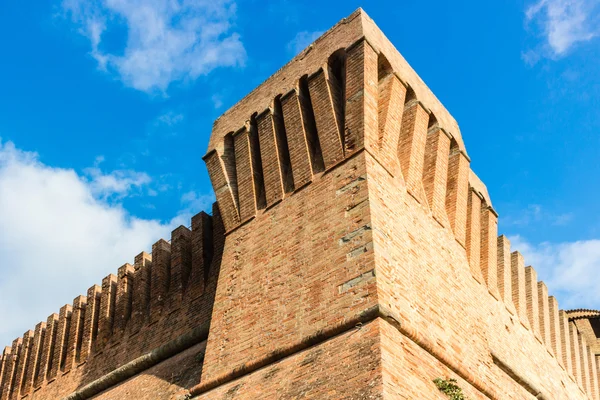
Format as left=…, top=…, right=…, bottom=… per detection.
left=501, top=204, right=573, bottom=227
left=521, top=49, right=542, bottom=67
left=61, top=0, right=246, bottom=93
left=156, top=111, right=184, bottom=127
left=0, top=140, right=212, bottom=346
left=525, top=0, right=599, bottom=61
left=211, top=94, right=224, bottom=109
left=84, top=166, right=151, bottom=199
left=509, top=234, right=600, bottom=310
left=181, top=190, right=215, bottom=212
left=286, top=30, right=324, bottom=56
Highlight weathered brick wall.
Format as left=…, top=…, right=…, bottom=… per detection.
left=192, top=9, right=599, bottom=399
left=198, top=150, right=376, bottom=386
left=195, top=319, right=383, bottom=400
left=90, top=342, right=207, bottom=400
left=196, top=24, right=380, bottom=391
left=362, top=14, right=597, bottom=397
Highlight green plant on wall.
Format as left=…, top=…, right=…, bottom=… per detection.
left=433, top=378, right=468, bottom=400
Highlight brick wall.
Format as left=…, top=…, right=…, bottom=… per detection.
left=192, top=9, right=599, bottom=399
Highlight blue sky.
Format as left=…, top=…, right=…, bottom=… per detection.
left=1, top=0, right=600, bottom=345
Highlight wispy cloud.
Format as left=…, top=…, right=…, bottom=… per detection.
left=84, top=166, right=151, bottom=200
left=131, top=109, right=188, bottom=157
left=211, top=94, right=224, bottom=109
left=181, top=190, right=215, bottom=212
left=156, top=111, right=184, bottom=127
left=0, top=139, right=212, bottom=346
left=61, top=0, right=246, bottom=93
left=286, top=30, right=324, bottom=56
left=501, top=204, right=573, bottom=227
left=524, top=0, right=600, bottom=63
left=510, top=235, right=600, bottom=309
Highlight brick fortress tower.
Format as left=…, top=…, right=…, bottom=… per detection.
left=2, top=9, right=600, bottom=400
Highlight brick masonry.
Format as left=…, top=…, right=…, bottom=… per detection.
left=1, top=8, right=600, bottom=400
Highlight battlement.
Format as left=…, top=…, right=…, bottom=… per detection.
left=1, top=8, right=599, bottom=400
left=205, top=9, right=480, bottom=235
left=0, top=209, right=220, bottom=400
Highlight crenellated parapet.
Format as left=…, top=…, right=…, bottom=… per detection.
left=0, top=209, right=221, bottom=400
left=204, top=10, right=476, bottom=235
